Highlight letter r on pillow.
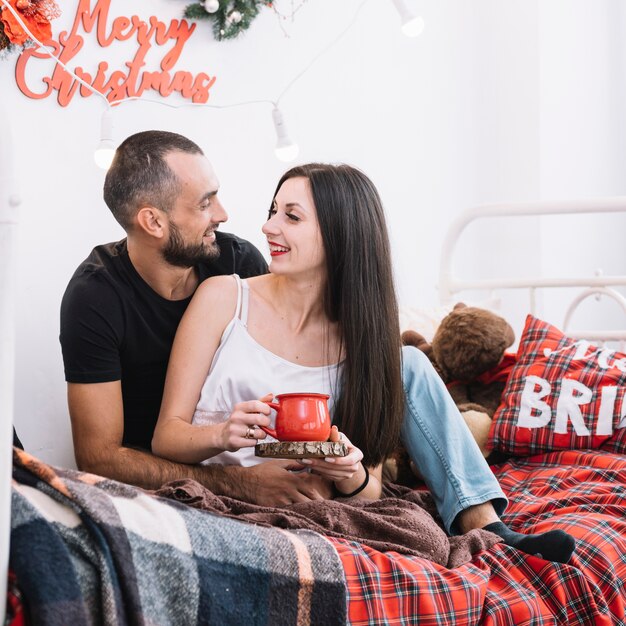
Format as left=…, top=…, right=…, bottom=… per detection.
left=555, top=379, right=592, bottom=435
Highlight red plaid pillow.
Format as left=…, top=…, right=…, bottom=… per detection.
left=488, top=315, right=626, bottom=456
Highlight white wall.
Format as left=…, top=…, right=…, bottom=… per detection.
left=1, top=0, right=624, bottom=467
left=537, top=0, right=626, bottom=332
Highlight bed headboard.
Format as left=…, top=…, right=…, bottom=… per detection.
left=438, top=197, right=626, bottom=347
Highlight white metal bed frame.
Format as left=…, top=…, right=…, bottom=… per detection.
left=439, top=198, right=626, bottom=345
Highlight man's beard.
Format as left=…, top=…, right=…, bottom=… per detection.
left=162, top=220, right=220, bottom=268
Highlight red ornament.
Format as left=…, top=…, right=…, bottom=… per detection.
left=0, top=0, right=60, bottom=46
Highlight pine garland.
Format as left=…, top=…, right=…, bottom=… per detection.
left=183, top=1, right=272, bottom=41
left=0, top=22, right=10, bottom=51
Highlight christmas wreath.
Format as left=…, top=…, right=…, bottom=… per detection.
left=0, top=0, right=60, bottom=54
left=183, top=0, right=274, bottom=41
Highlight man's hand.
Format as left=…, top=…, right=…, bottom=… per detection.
left=208, top=460, right=333, bottom=506
left=68, top=381, right=225, bottom=490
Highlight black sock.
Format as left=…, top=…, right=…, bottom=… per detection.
left=483, top=521, right=575, bottom=564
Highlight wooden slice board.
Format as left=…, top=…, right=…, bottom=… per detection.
left=255, top=441, right=348, bottom=459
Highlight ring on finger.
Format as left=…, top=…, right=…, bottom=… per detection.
left=245, top=426, right=255, bottom=440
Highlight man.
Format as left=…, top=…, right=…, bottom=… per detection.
left=60, top=130, right=331, bottom=504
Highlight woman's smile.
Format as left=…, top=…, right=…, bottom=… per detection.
left=268, top=241, right=290, bottom=256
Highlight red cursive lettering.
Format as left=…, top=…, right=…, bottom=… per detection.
left=13, top=0, right=214, bottom=107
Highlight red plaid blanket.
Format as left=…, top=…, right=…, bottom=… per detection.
left=332, top=449, right=626, bottom=625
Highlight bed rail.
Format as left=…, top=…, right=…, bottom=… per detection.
left=439, top=197, right=626, bottom=344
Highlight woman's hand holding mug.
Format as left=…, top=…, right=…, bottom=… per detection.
left=218, top=394, right=273, bottom=451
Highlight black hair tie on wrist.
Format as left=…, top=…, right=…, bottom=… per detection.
left=338, top=466, right=369, bottom=498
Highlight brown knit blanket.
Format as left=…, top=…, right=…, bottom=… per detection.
left=155, top=480, right=502, bottom=569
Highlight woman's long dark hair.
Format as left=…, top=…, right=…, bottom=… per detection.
left=271, top=163, right=404, bottom=466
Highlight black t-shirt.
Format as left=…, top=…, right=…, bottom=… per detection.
left=60, top=232, right=268, bottom=451
left=13, top=427, right=24, bottom=450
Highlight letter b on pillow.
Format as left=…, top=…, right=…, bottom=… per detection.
left=488, top=315, right=626, bottom=456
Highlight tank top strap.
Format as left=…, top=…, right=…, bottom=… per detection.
left=240, top=279, right=250, bottom=327
left=232, top=274, right=244, bottom=322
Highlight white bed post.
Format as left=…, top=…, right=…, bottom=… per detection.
left=0, top=103, right=20, bottom=621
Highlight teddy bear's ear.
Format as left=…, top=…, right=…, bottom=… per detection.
left=453, top=302, right=467, bottom=311
left=402, top=330, right=438, bottom=370
left=503, top=321, right=515, bottom=349
left=401, top=330, right=430, bottom=350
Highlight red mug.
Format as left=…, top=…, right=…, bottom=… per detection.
left=259, top=393, right=332, bottom=442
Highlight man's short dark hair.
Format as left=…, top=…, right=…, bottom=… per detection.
left=103, top=130, right=203, bottom=230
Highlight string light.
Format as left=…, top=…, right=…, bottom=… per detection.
left=93, top=108, right=116, bottom=169
left=391, top=0, right=424, bottom=37
left=0, top=0, right=417, bottom=166
left=272, top=107, right=299, bottom=162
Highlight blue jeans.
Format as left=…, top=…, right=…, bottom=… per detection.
left=400, top=346, right=507, bottom=534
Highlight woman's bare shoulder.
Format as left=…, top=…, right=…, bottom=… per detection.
left=190, top=274, right=239, bottom=318
left=195, top=274, right=237, bottom=296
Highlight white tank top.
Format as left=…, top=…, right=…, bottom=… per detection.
left=192, top=275, right=342, bottom=466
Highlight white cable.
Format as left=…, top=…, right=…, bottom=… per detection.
left=1, top=0, right=373, bottom=161
left=276, top=0, right=370, bottom=106
left=110, top=96, right=276, bottom=110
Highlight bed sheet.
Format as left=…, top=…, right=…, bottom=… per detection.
left=10, top=448, right=626, bottom=625
left=334, top=449, right=626, bottom=625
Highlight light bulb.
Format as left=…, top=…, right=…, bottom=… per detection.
left=401, top=15, right=424, bottom=37
left=391, top=0, right=424, bottom=38
left=94, top=141, right=116, bottom=169
left=275, top=142, right=300, bottom=162
left=94, top=108, right=116, bottom=170
left=272, top=107, right=299, bottom=162
left=204, top=0, right=219, bottom=13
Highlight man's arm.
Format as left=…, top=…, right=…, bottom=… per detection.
left=68, top=381, right=332, bottom=503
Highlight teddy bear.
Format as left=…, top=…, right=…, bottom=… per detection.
left=383, top=303, right=516, bottom=485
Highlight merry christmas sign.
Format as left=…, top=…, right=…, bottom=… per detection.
left=2, top=0, right=215, bottom=106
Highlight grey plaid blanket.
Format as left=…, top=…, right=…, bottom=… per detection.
left=10, top=448, right=347, bottom=625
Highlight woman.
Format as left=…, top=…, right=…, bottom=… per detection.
left=153, top=163, right=575, bottom=562
left=152, top=164, right=401, bottom=499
